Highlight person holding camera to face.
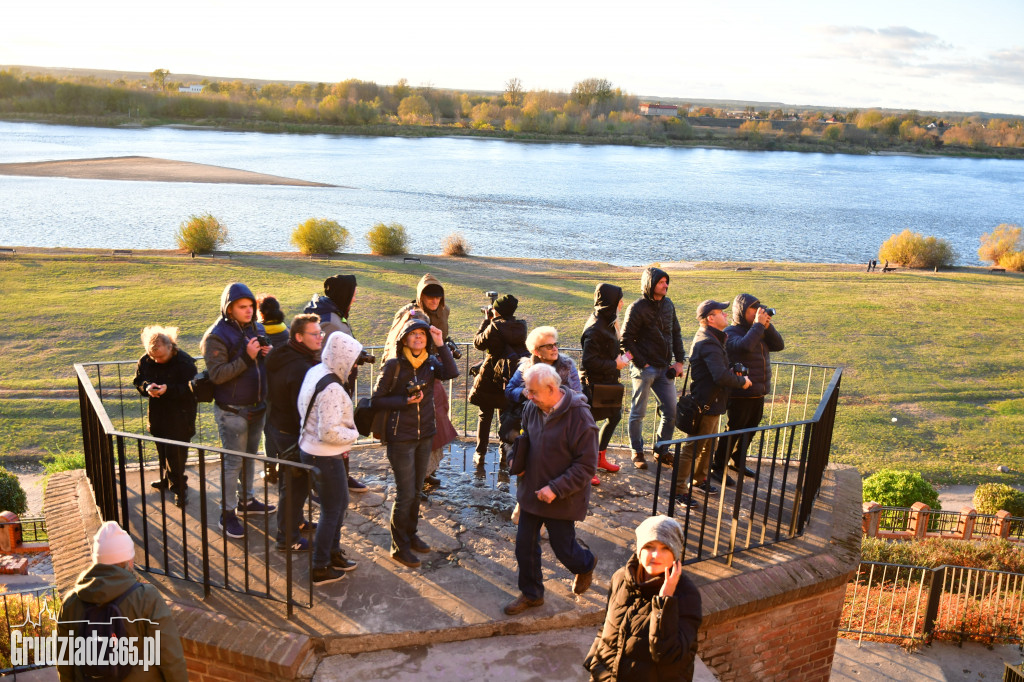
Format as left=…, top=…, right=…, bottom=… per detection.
left=372, top=318, right=459, bottom=568
left=710, top=294, right=785, bottom=487
left=675, top=301, right=752, bottom=509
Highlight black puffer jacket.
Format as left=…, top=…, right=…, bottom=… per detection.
left=725, top=293, right=785, bottom=398
left=687, top=325, right=746, bottom=416
left=266, top=340, right=318, bottom=435
left=621, top=267, right=686, bottom=370
left=469, top=315, right=528, bottom=407
left=372, top=318, right=459, bottom=443
left=581, top=283, right=624, bottom=387
left=133, top=349, right=197, bottom=441
left=585, top=554, right=702, bottom=682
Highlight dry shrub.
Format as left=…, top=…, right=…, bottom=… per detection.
left=175, top=213, right=228, bottom=253
left=1000, top=250, right=1024, bottom=272
left=441, top=232, right=471, bottom=257
left=878, top=229, right=955, bottom=269
left=978, top=224, right=1023, bottom=268
left=291, top=218, right=350, bottom=255
left=365, top=222, right=409, bottom=255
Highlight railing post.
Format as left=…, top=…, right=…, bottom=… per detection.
left=922, top=566, right=944, bottom=641
left=996, top=510, right=1013, bottom=539
left=862, top=501, right=882, bottom=537
left=957, top=506, right=977, bottom=540
left=909, top=502, right=931, bottom=540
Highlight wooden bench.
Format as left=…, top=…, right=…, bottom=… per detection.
left=735, top=267, right=752, bottom=271
left=308, top=253, right=332, bottom=261
left=882, top=266, right=897, bottom=273
left=991, top=267, right=1006, bottom=273
left=403, top=257, right=421, bottom=264
left=0, top=247, right=15, bottom=255
left=112, top=249, right=133, bottom=257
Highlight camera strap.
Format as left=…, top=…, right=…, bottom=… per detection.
left=300, top=374, right=344, bottom=431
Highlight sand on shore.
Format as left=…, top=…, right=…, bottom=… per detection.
left=0, top=155, right=339, bottom=187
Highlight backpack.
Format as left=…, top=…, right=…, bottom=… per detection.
left=190, top=370, right=215, bottom=403
left=79, top=582, right=145, bottom=681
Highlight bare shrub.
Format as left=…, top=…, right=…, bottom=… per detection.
left=978, top=223, right=1023, bottom=267
left=441, top=232, right=471, bottom=257
left=878, top=229, right=955, bottom=269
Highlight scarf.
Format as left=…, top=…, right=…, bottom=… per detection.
left=403, top=346, right=428, bottom=370
left=264, top=321, right=287, bottom=335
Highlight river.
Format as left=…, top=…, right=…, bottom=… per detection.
left=1, top=121, right=1022, bottom=265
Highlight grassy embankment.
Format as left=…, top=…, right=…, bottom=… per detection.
left=0, top=251, right=1021, bottom=485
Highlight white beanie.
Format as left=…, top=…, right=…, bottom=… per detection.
left=92, top=521, right=135, bottom=565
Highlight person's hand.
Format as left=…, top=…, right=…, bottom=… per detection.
left=671, top=362, right=685, bottom=377
left=429, top=325, right=444, bottom=347
left=755, top=307, right=770, bottom=327
left=407, top=390, right=424, bottom=405
left=660, top=560, right=682, bottom=598
left=615, top=354, right=629, bottom=370
left=260, top=343, right=272, bottom=356
left=246, top=337, right=261, bottom=359
left=742, top=377, right=752, bottom=390
left=147, top=384, right=166, bottom=397
left=536, top=486, right=556, bottom=503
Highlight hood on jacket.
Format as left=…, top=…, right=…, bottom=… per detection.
left=415, top=273, right=450, bottom=333
left=388, top=317, right=432, bottom=358
left=542, top=385, right=590, bottom=419
left=324, top=274, right=357, bottom=319
left=70, top=562, right=139, bottom=604
left=593, top=283, right=623, bottom=320
left=640, top=267, right=670, bottom=301
left=219, top=282, right=257, bottom=320
left=731, top=293, right=760, bottom=326
left=323, top=330, right=363, bottom=379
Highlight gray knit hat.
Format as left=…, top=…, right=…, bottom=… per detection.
left=635, top=515, right=684, bottom=561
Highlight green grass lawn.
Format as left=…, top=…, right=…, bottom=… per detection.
left=1, top=251, right=1021, bottom=485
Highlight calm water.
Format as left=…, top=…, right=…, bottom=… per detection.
left=1, top=121, right=1022, bottom=265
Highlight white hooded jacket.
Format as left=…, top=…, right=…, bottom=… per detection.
left=297, top=331, right=362, bottom=457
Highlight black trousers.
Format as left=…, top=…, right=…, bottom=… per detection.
left=155, top=441, right=189, bottom=493
left=712, top=397, right=764, bottom=473
left=475, top=407, right=503, bottom=459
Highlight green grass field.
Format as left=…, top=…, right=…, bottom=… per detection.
left=1, top=250, right=1021, bottom=485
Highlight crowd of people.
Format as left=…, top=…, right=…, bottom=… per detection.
left=129, top=266, right=784, bottom=679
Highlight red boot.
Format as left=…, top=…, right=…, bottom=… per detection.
left=597, top=450, right=621, bottom=473
left=591, top=474, right=601, bottom=486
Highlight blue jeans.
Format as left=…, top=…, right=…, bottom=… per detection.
left=627, top=365, right=677, bottom=454
left=300, top=451, right=348, bottom=569
left=214, top=404, right=264, bottom=511
left=266, top=423, right=308, bottom=545
left=515, top=509, right=595, bottom=600
left=386, top=437, right=432, bottom=554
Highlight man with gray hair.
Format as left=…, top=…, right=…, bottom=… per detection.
left=504, top=362, right=600, bottom=616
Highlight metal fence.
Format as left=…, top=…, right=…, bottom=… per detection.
left=842, top=561, right=1024, bottom=645
left=0, top=517, right=47, bottom=544
left=873, top=505, right=1024, bottom=540
left=1, top=585, right=62, bottom=674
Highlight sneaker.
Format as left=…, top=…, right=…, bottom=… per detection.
left=311, top=565, right=346, bottom=586
left=238, top=497, right=277, bottom=513
left=150, top=478, right=169, bottom=491
left=330, top=550, right=358, bottom=571
left=218, top=511, right=244, bottom=539
left=631, top=452, right=648, bottom=470
left=674, top=494, right=699, bottom=509
left=347, top=476, right=368, bottom=493
left=695, top=481, right=719, bottom=495
left=572, top=558, right=597, bottom=595
left=276, top=537, right=310, bottom=552
left=729, top=464, right=758, bottom=479
left=410, top=535, right=431, bottom=554
left=391, top=548, right=422, bottom=568
left=503, top=594, right=544, bottom=616
left=298, top=520, right=318, bottom=534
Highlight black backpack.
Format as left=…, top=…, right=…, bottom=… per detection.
left=79, top=582, right=145, bottom=681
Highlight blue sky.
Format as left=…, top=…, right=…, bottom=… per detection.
left=2, top=0, right=1022, bottom=115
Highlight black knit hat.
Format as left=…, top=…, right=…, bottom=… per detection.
left=257, top=295, right=284, bottom=324
left=323, top=274, right=357, bottom=318
left=493, top=294, right=518, bottom=318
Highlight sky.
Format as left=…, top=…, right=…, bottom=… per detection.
left=2, top=0, right=1023, bottom=115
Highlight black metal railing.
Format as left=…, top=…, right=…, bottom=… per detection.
left=0, top=517, right=47, bottom=544
left=76, top=363, right=318, bottom=617
left=1, top=585, right=61, bottom=674
left=649, top=366, right=842, bottom=566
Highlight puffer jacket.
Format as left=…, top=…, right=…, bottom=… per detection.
left=298, top=331, right=362, bottom=457
left=382, top=273, right=451, bottom=362
left=304, top=294, right=354, bottom=341
left=725, top=293, right=785, bottom=398
left=266, top=340, right=318, bottom=435
left=372, top=318, right=459, bottom=443
left=687, top=325, right=746, bottom=416
left=580, top=283, right=624, bottom=387
left=469, top=315, right=529, bottom=407
left=584, top=553, right=702, bottom=682
left=132, top=348, right=197, bottom=440
left=57, top=563, right=188, bottom=682
left=200, top=282, right=267, bottom=406
left=506, top=354, right=582, bottom=404
left=515, top=389, right=598, bottom=521
left=621, top=267, right=686, bottom=370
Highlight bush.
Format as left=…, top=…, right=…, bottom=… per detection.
left=1001, top=250, right=1024, bottom=273
left=973, top=483, right=1024, bottom=516
left=440, top=232, right=470, bottom=257
left=0, top=466, right=27, bottom=514
left=878, top=229, right=956, bottom=269
left=977, top=223, right=1022, bottom=266
left=365, top=222, right=409, bottom=255
left=175, top=212, right=228, bottom=253
left=863, top=469, right=941, bottom=509
left=291, top=218, right=350, bottom=255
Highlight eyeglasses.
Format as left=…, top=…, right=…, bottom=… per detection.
left=536, top=342, right=558, bottom=352
left=301, top=329, right=325, bottom=338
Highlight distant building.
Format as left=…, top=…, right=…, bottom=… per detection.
left=639, top=102, right=679, bottom=117
left=178, top=84, right=204, bottom=94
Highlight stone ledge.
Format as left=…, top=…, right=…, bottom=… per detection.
left=43, top=469, right=103, bottom=593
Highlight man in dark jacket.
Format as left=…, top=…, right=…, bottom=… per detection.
left=201, top=282, right=276, bottom=540
left=620, top=267, right=686, bottom=469
left=504, top=362, right=599, bottom=616
left=711, top=293, right=785, bottom=486
left=676, top=300, right=751, bottom=508
left=266, top=313, right=322, bottom=551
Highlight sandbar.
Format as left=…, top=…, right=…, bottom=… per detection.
left=0, top=156, right=337, bottom=187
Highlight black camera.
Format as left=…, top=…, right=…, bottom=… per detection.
left=256, top=334, right=271, bottom=347
left=444, top=338, right=462, bottom=360
left=666, top=367, right=678, bottom=379
left=731, top=362, right=750, bottom=376
left=406, top=379, right=427, bottom=396
left=356, top=349, right=376, bottom=366
left=759, top=305, right=777, bottom=317
left=480, top=290, right=499, bottom=314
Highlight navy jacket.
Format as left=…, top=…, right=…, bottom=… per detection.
left=687, top=325, right=746, bottom=416
left=724, top=293, right=785, bottom=398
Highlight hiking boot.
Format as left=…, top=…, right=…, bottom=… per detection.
left=503, top=594, right=544, bottom=616
left=597, top=450, right=620, bottom=473
left=276, top=537, right=310, bottom=552
left=391, top=548, right=422, bottom=568
left=710, top=469, right=735, bottom=487
left=410, top=535, right=431, bottom=554
left=347, top=476, right=368, bottom=493
left=311, top=565, right=346, bottom=586
left=423, top=474, right=441, bottom=488
left=238, top=497, right=277, bottom=513
left=572, top=558, right=598, bottom=595
left=218, top=511, right=244, bottom=539
left=330, top=549, right=358, bottom=571
left=631, top=452, right=647, bottom=470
